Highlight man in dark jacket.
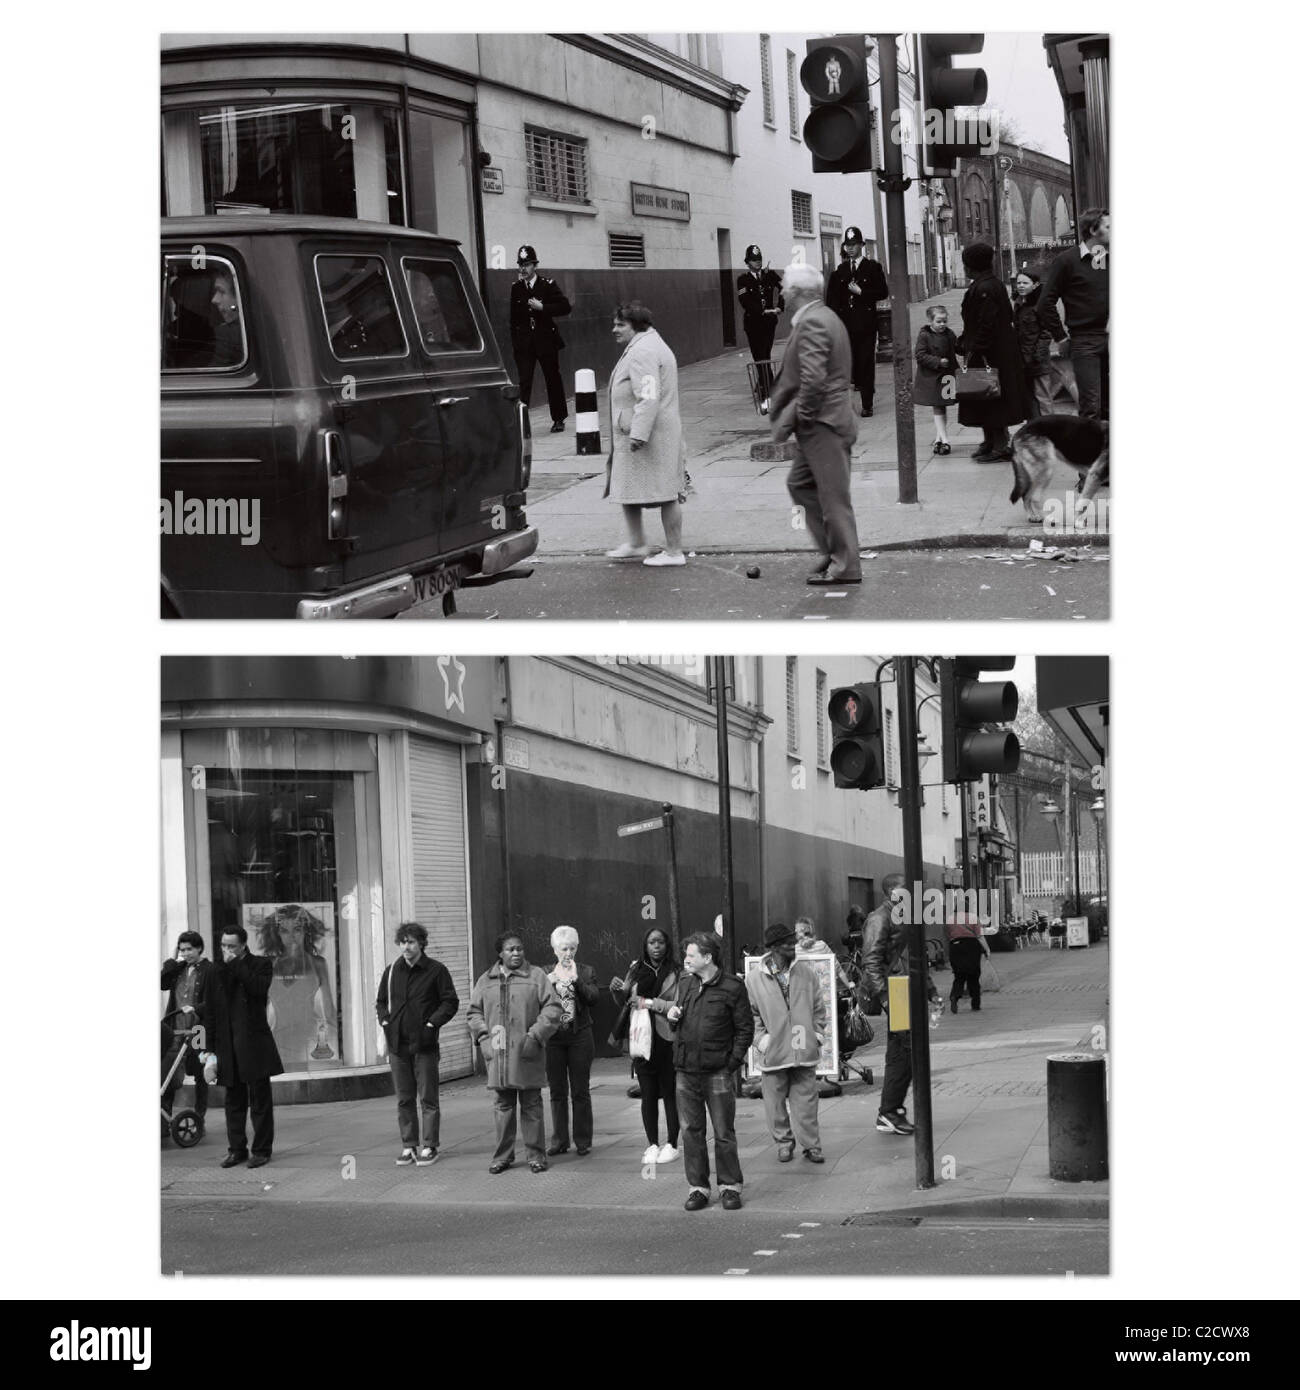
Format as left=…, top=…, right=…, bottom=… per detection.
left=211, top=926, right=284, bottom=1169
left=161, top=931, right=213, bottom=1128
left=510, top=244, right=572, bottom=433
left=376, top=921, right=460, bottom=1166
left=863, top=875, right=939, bottom=1135
left=1038, top=208, right=1109, bottom=422
left=826, top=226, right=890, bottom=417
left=666, top=933, right=754, bottom=1210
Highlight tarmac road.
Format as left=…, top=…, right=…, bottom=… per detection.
left=425, top=548, right=1109, bottom=621
left=161, top=1198, right=1106, bottom=1278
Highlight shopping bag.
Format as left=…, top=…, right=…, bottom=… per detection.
left=953, top=366, right=1001, bottom=400
left=982, top=961, right=1002, bottom=993
left=629, top=1006, right=653, bottom=1061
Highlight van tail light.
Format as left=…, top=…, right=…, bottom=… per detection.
left=518, top=402, right=532, bottom=490
left=323, top=429, right=349, bottom=541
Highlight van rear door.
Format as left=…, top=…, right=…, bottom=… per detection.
left=397, top=253, right=522, bottom=560
left=304, top=243, right=448, bottom=582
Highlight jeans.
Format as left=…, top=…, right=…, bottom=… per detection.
left=633, top=1031, right=679, bottom=1147
left=760, top=1065, right=820, bottom=1150
left=676, top=1069, right=743, bottom=1191
left=545, top=1027, right=594, bottom=1148
left=879, top=1025, right=913, bottom=1115
left=389, top=1049, right=441, bottom=1148
left=1070, top=333, right=1109, bottom=421
left=491, top=1087, right=545, bottom=1165
left=225, top=1077, right=274, bottom=1158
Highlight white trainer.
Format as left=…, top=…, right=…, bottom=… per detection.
left=605, top=543, right=652, bottom=559
left=656, top=1143, right=679, bottom=1163
left=641, top=1144, right=661, bottom=1166
left=643, top=551, right=686, bottom=567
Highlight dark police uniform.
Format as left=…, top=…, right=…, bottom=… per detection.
left=826, top=229, right=889, bottom=415
left=509, top=245, right=572, bottom=428
left=737, top=245, right=784, bottom=400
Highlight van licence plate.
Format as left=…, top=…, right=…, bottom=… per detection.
left=410, top=564, right=463, bottom=605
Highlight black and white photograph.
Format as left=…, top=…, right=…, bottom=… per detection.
left=159, top=31, right=1109, bottom=621
left=160, top=653, right=1109, bottom=1277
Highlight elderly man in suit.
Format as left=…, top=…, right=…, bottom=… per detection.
left=770, top=262, right=862, bottom=585
left=211, top=925, right=284, bottom=1169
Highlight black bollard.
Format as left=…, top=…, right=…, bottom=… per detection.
left=1047, top=1051, right=1108, bottom=1181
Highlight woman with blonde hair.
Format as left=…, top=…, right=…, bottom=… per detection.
left=544, top=925, right=601, bottom=1156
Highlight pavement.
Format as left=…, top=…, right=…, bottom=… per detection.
left=523, top=288, right=1109, bottom=557
left=161, top=939, right=1109, bottom=1231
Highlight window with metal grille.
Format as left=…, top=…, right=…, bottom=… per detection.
left=525, top=127, right=590, bottom=204
left=885, top=706, right=899, bottom=788
left=792, top=190, right=814, bottom=237
left=787, top=51, right=800, bottom=136
left=815, top=670, right=828, bottom=768
left=785, top=657, right=799, bottom=756
left=608, top=233, right=645, bottom=268
left=760, top=35, right=775, bottom=125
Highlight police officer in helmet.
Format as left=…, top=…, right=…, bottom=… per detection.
left=737, top=245, right=784, bottom=413
left=510, top=245, right=573, bottom=433
left=826, top=226, right=889, bottom=417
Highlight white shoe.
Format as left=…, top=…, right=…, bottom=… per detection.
left=605, top=543, right=652, bottom=559
left=642, top=1144, right=661, bottom=1166
left=656, top=1143, right=679, bottom=1163
left=759, top=398, right=770, bottom=415
left=643, top=551, right=686, bottom=566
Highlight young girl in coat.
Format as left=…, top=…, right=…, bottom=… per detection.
left=913, top=305, right=961, bottom=454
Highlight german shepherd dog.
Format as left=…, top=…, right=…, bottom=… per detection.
left=1009, top=416, right=1109, bottom=522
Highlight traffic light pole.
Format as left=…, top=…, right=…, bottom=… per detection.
left=896, top=656, right=935, bottom=1189
left=876, top=35, right=918, bottom=505
left=711, top=657, right=738, bottom=976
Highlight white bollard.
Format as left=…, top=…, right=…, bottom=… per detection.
left=574, top=368, right=601, bottom=456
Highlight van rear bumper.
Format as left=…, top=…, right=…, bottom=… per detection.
left=480, top=525, right=538, bottom=576
left=295, top=527, right=539, bottom=618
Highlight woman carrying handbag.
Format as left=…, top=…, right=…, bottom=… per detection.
left=956, top=242, right=1030, bottom=462
left=610, top=927, right=681, bottom=1168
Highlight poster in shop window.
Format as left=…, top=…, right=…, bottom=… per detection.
left=742, top=952, right=839, bottom=1080
left=243, top=902, right=341, bottom=1070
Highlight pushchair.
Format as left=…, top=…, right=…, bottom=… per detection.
left=160, top=1009, right=206, bottom=1148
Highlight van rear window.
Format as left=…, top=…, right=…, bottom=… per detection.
left=314, top=256, right=408, bottom=361
left=403, top=259, right=483, bottom=355
left=162, top=255, right=247, bottom=372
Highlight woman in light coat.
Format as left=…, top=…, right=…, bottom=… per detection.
left=604, top=301, right=688, bottom=567
left=467, top=932, right=564, bottom=1174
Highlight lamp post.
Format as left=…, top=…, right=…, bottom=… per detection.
left=1038, top=774, right=1082, bottom=915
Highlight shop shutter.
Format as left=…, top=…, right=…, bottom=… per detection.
left=408, top=736, right=473, bottom=1079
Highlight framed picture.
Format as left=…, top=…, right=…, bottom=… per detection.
left=742, top=952, right=839, bottom=1080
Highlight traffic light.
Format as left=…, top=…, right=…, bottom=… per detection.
left=916, top=33, right=988, bottom=174
left=939, top=656, right=1020, bottom=783
left=800, top=35, right=874, bottom=174
left=828, top=683, right=886, bottom=789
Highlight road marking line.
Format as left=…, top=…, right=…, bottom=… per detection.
left=799, top=1221, right=821, bottom=1228
left=725, top=1268, right=750, bottom=1275
left=802, top=615, right=830, bottom=620
left=781, top=1233, right=803, bottom=1239
left=754, top=1249, right=777, bottom=1256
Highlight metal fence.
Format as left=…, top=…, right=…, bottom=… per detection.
left=1019, top=850, right=1100, bottom=898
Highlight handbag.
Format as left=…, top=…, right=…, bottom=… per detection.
left=628, top=1005, right=653, bottom=1061
left=954, top=365, right=1001, bottom=400
left=982, top=960, right=1002, bottom=993
left=841, top=998, right=875, bottom=1047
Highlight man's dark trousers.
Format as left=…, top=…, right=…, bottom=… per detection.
left=879, top=1025, right=913, bottom=1114
left=676, top=1069, right=743, bottom=1189
left=849, top=318, right=879, bottom=409
left=515, top=344, right=567, bottom=424
left=545, top=1027, right=594, bottom=1149
left=1071, top=332, right=1109, bottom=422
left=390, top=1050, right=441, bottom=1148
left=744, top=317, right=778, bottom=399
left=225, top=1076, right=274, bottom=1157
left=948, top=938, right=983, bottom=1008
